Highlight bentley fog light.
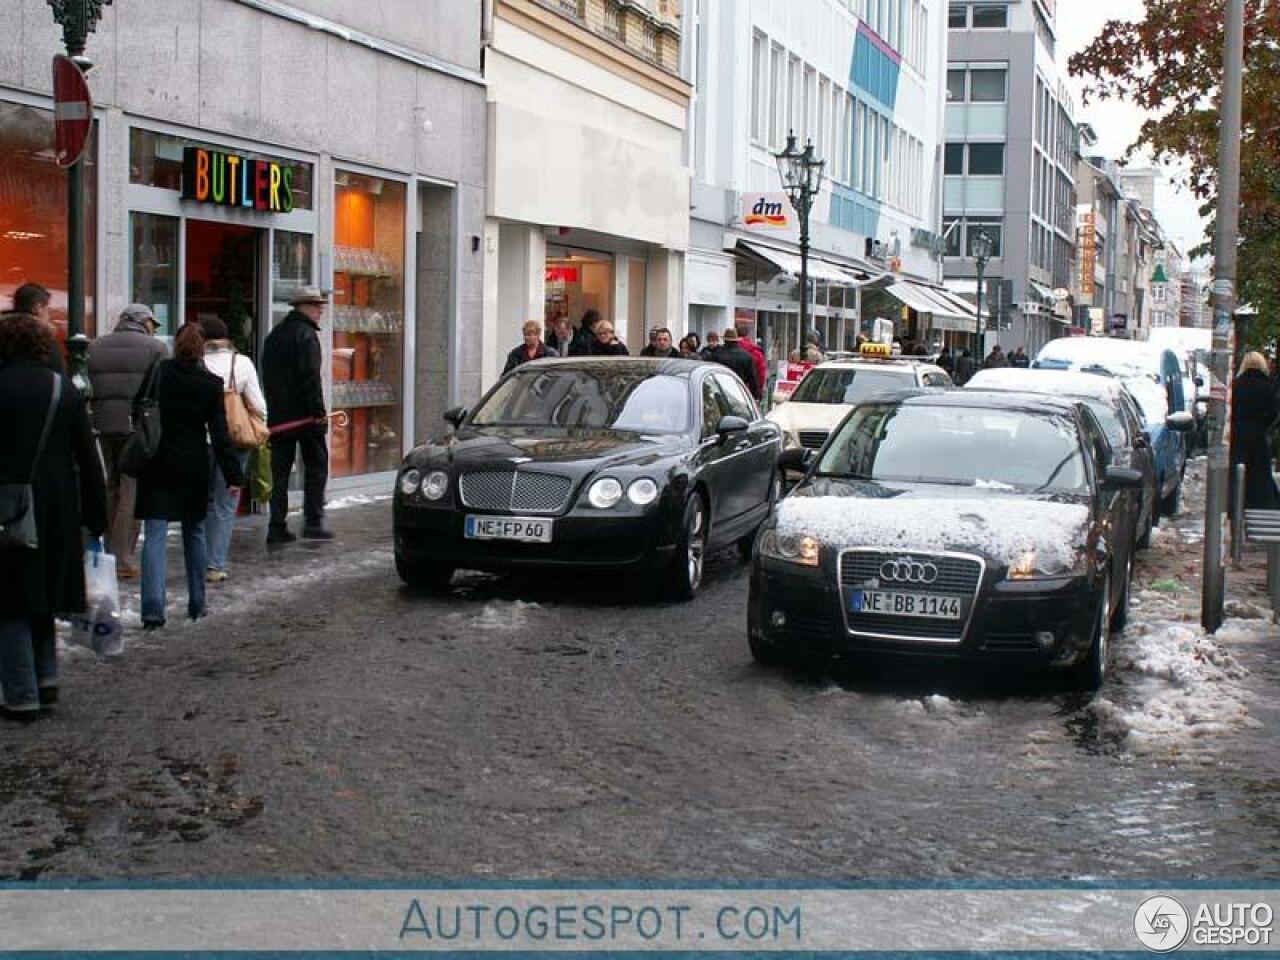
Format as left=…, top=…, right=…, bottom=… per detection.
left=422, top=471, right=449, bottom=501
left=399, top=468, right=421, bottom=497
left=627, top=478, right=659, bottom=506
left=587, top=477, right=624, bottom=509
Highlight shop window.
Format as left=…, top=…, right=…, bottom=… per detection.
left=0, top=101, right=98, bottom=339
left=129, top=128, right=313, bottom=210
left=271, top=230, right=314, bottom=331
left=545, top=247, right=614, bottom=338
left=332, top=171, right=406, bottom=477
left=130, top=213, right=179, bottom=336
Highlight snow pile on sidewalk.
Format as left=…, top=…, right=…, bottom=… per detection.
left=1089, top=607, right=1268, bottom=757
left=776, top=495, right=1087, bottom=567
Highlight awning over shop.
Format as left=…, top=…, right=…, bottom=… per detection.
left=877, top=277, right=979, bottom=334
left=942, top=278, right=991, bottom=319
left=881, top=278, right=942, bottom=315
left=736, top=240, right=877, bottom=286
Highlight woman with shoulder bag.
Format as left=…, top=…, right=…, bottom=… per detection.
left=201, top=317, right=267, bottom=583
left=0, top=312, right=106, bottom=720
left=135, top=323, right=246, bottom=629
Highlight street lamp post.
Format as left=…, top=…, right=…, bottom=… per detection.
left=775, top=132, right=825, bottom=355
left=46, top=0, right=112, bottom=380
left=971, top=230, right=993, bottom=354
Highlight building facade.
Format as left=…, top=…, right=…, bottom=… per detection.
left=481, top=0, right=690, bottom=385
left=687, top=0, right=968, bottom=367
left=1, top=0, right=486, bottom=487
left=944, top=0, right=1078, bottom=354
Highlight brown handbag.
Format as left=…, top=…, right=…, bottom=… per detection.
left=223, top=350, right=270, bottom=450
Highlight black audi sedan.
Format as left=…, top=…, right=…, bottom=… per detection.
left=394, top=358, right=783, bottom=599
left=748, top=390, right=1143, bottom=690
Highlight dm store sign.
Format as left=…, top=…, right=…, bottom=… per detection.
left=182, top=147, right=297, bottom=214
left=742, top=193, right=790, bottom=230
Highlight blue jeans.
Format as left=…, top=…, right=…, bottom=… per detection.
left=205, top=448, right=250, bottom=573
left=0, top=616, right=56, bottom=711
left=141, top=518, right=208, bottom=624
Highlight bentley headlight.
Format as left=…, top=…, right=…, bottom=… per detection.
left=587, top=477, right=624, bottom=509
left=398, top=468, right=421, bottom=497
left=627, top=478, right=660, bottom=506
left=422, top=470, right=449, bottom=501
left=760, top=529, right=821, bottom=567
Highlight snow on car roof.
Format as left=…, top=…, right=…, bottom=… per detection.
left=776, top=494, right=1088, bottom=569
left=1035, top=337, right=1161, bottom=378
left=964, top=367, right=1127, bottom=402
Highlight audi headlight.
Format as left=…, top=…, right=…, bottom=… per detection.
left=1007, top=549, right=1082, bottom=580
left=760, top=529, right=821, bottom=567
left=627, top=478, right=660, bottom=506
left=398, top=468, right=421, bottom=497
left=422, top=470, right=449, bottom=501
left=587, top=477, right=624, bottom=509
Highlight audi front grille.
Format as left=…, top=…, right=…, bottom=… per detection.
left=837, top=549, right=985, bottom=644
left=458, top=471, right=574, bottom=514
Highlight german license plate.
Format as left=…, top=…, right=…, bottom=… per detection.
left=464, top=515, right=553, bottom=543
left=849, top=590, right=962, bottom=620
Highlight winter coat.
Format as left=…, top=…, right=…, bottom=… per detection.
left=86, top=317, right=169, bottom=436
left=568, top=327, right=597, bottom=357
left=261, top=310, right=325, bottom=427
left=1231, top=368, right=1280, bottom=509
left=640, top=345, right=680, bottom=358
left=589, top=339, right=630, bottom=357
left=203, top=341, right=267, bottom=419
left=740, top=338, right=769, bottom=400
left=0, top=362, right=106, bottom=619
left=713, top=342, right=761, bottom=398
left=546, top=330, right=575, bottom=356
left=984, top=350, right=1008, bottom=369
left=954, top=355, right=977, bottom=385
left=134, top=359, right=246, bottom=523
left=503, top=341, right=557, bottom=374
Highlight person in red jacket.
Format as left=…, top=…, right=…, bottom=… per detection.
left=737, top=329, right=768, bottom=403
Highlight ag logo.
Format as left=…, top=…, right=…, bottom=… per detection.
left=1134, top=896, right=1190, bottom=952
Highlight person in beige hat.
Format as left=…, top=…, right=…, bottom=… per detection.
left=261, top=286, right=332, bottom=543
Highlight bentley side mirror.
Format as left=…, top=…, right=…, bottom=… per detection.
left=716, top=415, right=750, bottom=438
left=443, top=406, right=468, bottom=429
left=1166, top=411, right=1195, bottom=432
left=778, top=448, right=813, bottom=474
left=1102, top=466, right=1145, bottom=490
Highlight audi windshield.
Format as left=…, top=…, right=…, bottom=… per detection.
left=817, top=402, right=1089, bottom=495
left=790, top=368, right=913, bottom=405
left=470, top=368, right=691, bottom=435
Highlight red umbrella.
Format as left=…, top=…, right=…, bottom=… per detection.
left=269, top=411, right=349, bottom=436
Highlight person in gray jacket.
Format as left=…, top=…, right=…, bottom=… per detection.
left=87, top=304, right=168, bottom=576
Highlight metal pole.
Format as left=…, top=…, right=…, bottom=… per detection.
left=798, top=200, right=810, bottom=359
left=974, top=259, right=986, bottom=356
left=1202, top=0, right=1245, bottom=633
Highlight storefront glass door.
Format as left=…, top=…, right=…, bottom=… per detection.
left=545, top=246, right=613, bottom=334
left=184, top=219, right=261, bottom=353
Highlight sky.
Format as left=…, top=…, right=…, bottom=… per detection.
left=1054, top=2, right=1210, bottom=260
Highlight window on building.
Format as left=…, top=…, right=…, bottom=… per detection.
left=604, top=0, right=623, bottom=40
left=948, top=4, right=966, bottom=28
left=643, top=23, right=658, bottom=59
left=943, top=217, right=963, bottom=256
left=947, top=69, right=966, bottom=102
left=817, top=76, right=829, bottom=159
left=751, top=32, right=766, bottom=142
left=967, top=142, right=1005, bottom=175
left=971, top=4, right=1007, bottom=28
left=944, top=143, right=964, bottom=175
left=968, top=68, right=1007, bottom=102
left=769, top=44, right=784, bottom=147
left=839, top=95, right=852, bottom=184
left=788, top=55, right=801, bottom=138
left=966, top=218, right=1003, bottom=257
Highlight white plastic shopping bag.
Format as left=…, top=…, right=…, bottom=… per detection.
left=70, top=541, right=124, bottom=656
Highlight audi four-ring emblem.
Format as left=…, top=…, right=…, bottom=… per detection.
left=879, top=557, right=939, bottom=584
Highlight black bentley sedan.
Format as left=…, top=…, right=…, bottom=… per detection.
left=394, top=358, right=783, bottom=599
left=748, top=390, right=1143, bottom=690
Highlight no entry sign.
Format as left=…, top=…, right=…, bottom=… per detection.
left=52, top=55, right=92, bottom=168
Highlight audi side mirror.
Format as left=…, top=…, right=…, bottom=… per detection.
left=443, top=406, right=468, bottom=429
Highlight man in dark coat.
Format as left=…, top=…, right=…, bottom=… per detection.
left=569, top=310, right=601, bottom=357
left=699, top=330, right=721, bottom=360
left=87, top=304, right=168, bottom=576
left=503, top=321, right=558, bottom=374
left=954, top=349, right=977, bottom=386
left=0, top=312, right=106, bottom=718
left=1231, top=352, right=1280, bottom=509
left=545, top=314, right=575, bottom=357
left=2, top=282, right=65, bottom=375
left=1009, top=346, right=1031, bottom=368
left=984, top=344, right=1008, bottom=369
left=261, top=286, right=331, bottom=543
left=640, top=327, right=680, bottom=358
left=712, top=327, right=761, bottom=398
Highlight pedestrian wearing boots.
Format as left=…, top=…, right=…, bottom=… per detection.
left=261, top=286, right=332, bottom=543
left=0, top=312, right=106, bottom=720
left=1232, top=351, right=1280, bottom=510
left=135, top=324, right=245, bottom=629
left=87, top=304, right=168, bottom=578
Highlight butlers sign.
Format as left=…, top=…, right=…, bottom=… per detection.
left=182, top=147, right=296, bottom=214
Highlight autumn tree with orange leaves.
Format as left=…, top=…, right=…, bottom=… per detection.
left=1070, top=1, right=1280, bottom=344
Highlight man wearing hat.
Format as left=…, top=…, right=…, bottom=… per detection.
left=261, top=286, right=333, bottom=543
left=87, top=304, right=169, bottom=575
left=711, top=326, right=761, bottom=399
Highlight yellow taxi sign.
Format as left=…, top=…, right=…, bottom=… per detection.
left=860, top=341, right=893, bottom=358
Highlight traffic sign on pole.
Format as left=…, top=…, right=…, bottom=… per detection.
left=52, top=54, right=92, bottom=169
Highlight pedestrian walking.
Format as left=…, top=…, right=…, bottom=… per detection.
left=1231, top=351, right=1280, bottom=510
left=699, top=330, right=721, bottom=360
left=984, top=345, right=1007, bottom=369
left=711, top=327, right=761, bottom=398
left=738, top=331, right=768, bottom=402
left=936, top=348, right=955, bottom=375
left=0, top=311, right=106, bottom=720
left=569, top=310, right=601, bottom=357
left=589, top=320, right=629, bottom=356
left=201, top=316, right=266, bottom=583
left=86, top=304, right=168, bottom=578
left=2, top=283, right=65, bottom=374
left=503, top=321, right=557, bottom=374
left=546, top=314, right=575, bottom=357
left=261, top=286, right=332, bottom=544
left=134, top=323, right=245, bottom=629
left=641, top=327, right=679, bottom=359
left=678, top=335, right=701, bottom=359
left=954, top=349, right=977, bottom=386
